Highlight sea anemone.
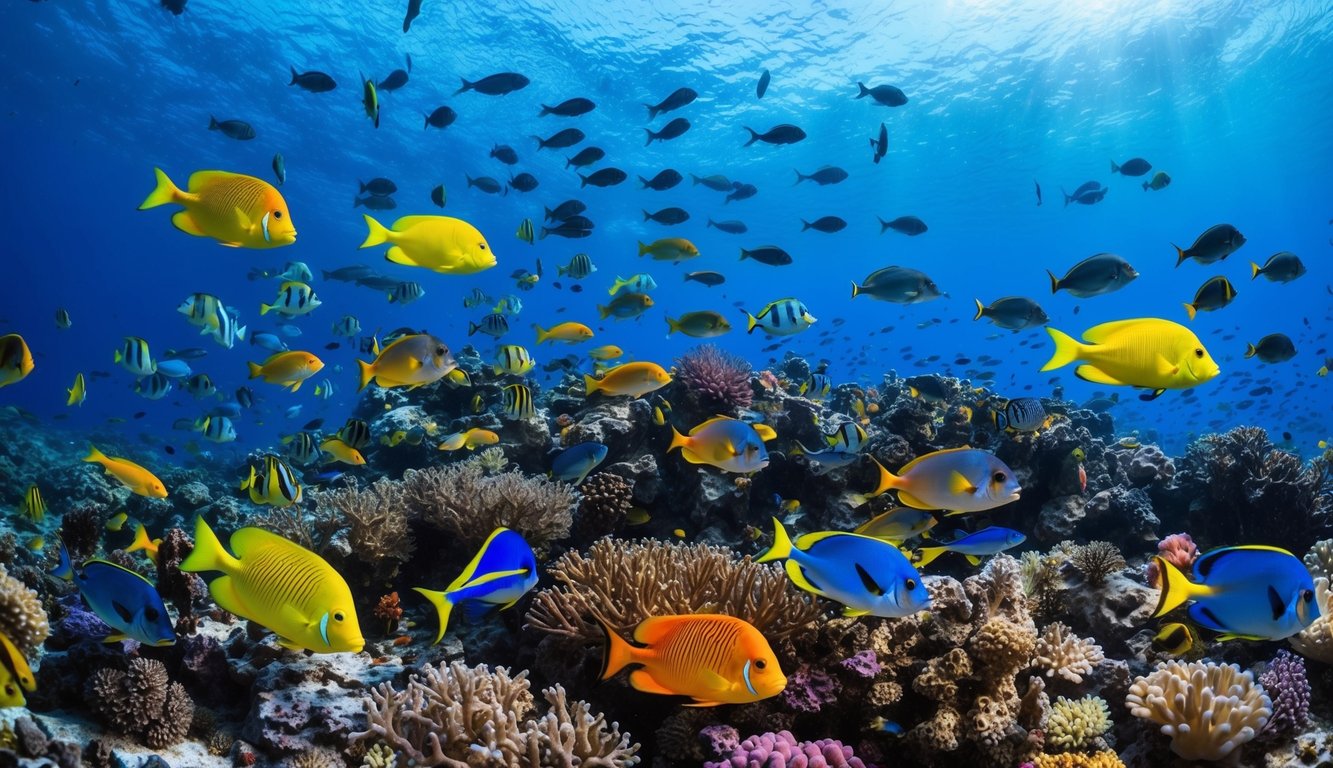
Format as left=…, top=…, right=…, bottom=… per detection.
left=674, top=344, right=753, bottom=414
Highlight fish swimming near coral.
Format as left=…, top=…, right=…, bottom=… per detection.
left=1041, top=318, right=1220, bottom=401
left=0, top=334, right=35, bottom=388
left=84, top=445, right=167, bottom=498
left=866, top=448, right=1019, bottom=514
left=139, top=168, right=296, bottom=248
left=550, top=442, right=609, bottom=484
left=598, top=614, right=786, bottom=706
left=584, top=361, right=672, bottom=398
left=53, top=545, right=177, bottom=646
left=853, top=507, right=937, bottom=543
left=1151, top=545, right=1316, bottom=641
left=0, top=630, right=35, bottom=707
left=668, top=417, right=772, bottom=474
left=181, top=517, right=363, bottom=653
left=412, top=527, right=538, bottom=644
left=357, top=333, right=457, bottom=391
left=910, top=526, right=1027, bottom=568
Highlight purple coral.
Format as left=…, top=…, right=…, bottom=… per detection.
left=674, top=344, right=754, bottom=414
left=1259, top=649, right=1310, bottom=739
left=700, top=725, right=741, bottom=757
left=839, top=651, right=881, bottom=679
left=704, top=730, right=867, bottom=768
left=781, top=664, right=840, bottom=713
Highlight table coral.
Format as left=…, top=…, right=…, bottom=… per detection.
left=1125, top=660, right=1271, bottom=761
left=1034, top=622, right=1104, bottom=684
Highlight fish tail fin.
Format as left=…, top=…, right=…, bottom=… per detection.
left=793, top=170, right=805, bottom=185
left=583, top=374, right=600, bottom=395
left=972, top=299, right=985, bottom=321
left=530, top=135, right=545, bottom=149
left=643, top=103, right=657, bottom=120
left=1250, top=262, right=1261, bottom=280
left=1172, top=243, right=1187, bottom=267
left=52, top=543, right=73, bottom=580
left=850, top=281, right=861, bottom=299
left=667, top=426, right=689, bottom=453
left=913, top=547, right=946, bottom=568
left=539, top=104, right=552, bottom=117
left=644, top=129, right=654, bottom=147
left=1244, top=343, right=1257, bottom=359
left=467, top=321, right=479, bottom=336
left=597, top=616, right=634, bottom=680
left=359, top=214, right=390, bottom=249
left=745, top=312, right=759, bottom=333
left=127, top=523, right=153, bottom=556
left=259, top=303, right=273, bottom=316
left=1046, top=269, right=1061, bottom=294
left=642, top=209, right=650, bottom=222
left=1142, top=180, right=1149, bottom=191
left=739, top=248, right=749, bottom=262
left=288, top=66, right=298, bottom=85
left=801, top=219, right=811, bottom=231
left=665, top=317, right=680, bottom=336
left=1183, top=303, right=1197, bottom=321
left=247, top=362, right=263, bottom=379
left=876, top=216, right=889, bottom=233
left=357, top=359, right=375, bottom=392
left=1040, top=327, right=1082, bottom=372
left=636, top=241, right=649, bottom=257
left=597, top=304, right=611, bottom=320
left=533, top=324, right=549, bottom=344
left=179, top=516, right=240, bottom=574
left=742, top=127, right=759, bottom=147
left=856, top=82, right=869, bottom=98
left=208, top=115, right=219, bottom=131
left=1110, top=159, right=1120, bottom=174
left=1150, top=555, right=1198, bottom=618
left=754, top=517, right=792, bottom=563
left=83, top=444, right=107, bottom=465
left=869, top=456, right=900, bottom=497
left=138, top=167, right=182, bottom=210
left=411, top=587, right=455, bottom=644
left=578, top=173, right=589, bottom=188
left=454, top=78, right=472, bottom=95
left=235, top=325, right=246, bottom=341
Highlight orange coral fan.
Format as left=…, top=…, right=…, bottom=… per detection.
left=374, top=592, right=403, bottom=633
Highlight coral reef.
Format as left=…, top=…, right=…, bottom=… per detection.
left=1033, top=622, right=1104, bottom=685
left=703, top=729, right=866, bottom=768
left=1259, top=650, right=1310, bottom=740
left=156, top=526, right=206, bottom=634
left=0, top=562, right=49, bottom=655
left=1125, top=660, right=1271, bottom=761
left=310, top=476, right=416, bottom=584
left=1305, top=537, right=1333, bottom=580
left=1031, top=751, right=1125, bottom=768
left=673, top=344, right=754, bottom=415
left=57, top=501, right=102, bottom=560
left=349, top=661, right=640, bottom=766
left=1067, top=542, right=1126, bottom=586
left=574, top=471, right=634, bottom=540
left=1046, top=695, right=1111, bottom=751
left=86, top=657, right=195, bottom=749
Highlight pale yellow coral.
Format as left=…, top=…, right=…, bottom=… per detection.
left=1289, top=577, right=1333, bottom=664
left=0, top=564, right=49, bottom=655
left=1125, top=661, right=1270, bottom=761
left=1034, top=622, right=1105, bottom=684
left=1047, top=695, right=1111, bottom=751
left=1033, top=751, right=1126, bottom=768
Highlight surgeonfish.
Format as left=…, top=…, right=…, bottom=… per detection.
left=853, top=507, right=937, bottom=543
left=357, top=334, right=458, bottom=391
left=850, top=266, right=944, bottom=304
left=666, top=311, right=731, bottom=338
left=181, top=517, right=364, bottom=653
left=973, top=297, right=1049, bottom=330
left=84, top=445, right=167, bottom=498
left=551, top=442, right=608, bottom=485
left=139, top=167, right=296, bottom=248
left=413, top=528, right=538, bottom=643
left=53, top=544, right=176, bottom=646
left=668, top=417, right=771, bottom=474
left=359, top=214, right=496, bottom=275
left=1041, top=318, right=1220, bottom=400
left=1245, top=334, right=1297, bottom=363
left=248, top=350, right=325, bottom=392
left=866, top=448, right=1019, bottom=514
left=1151, top=545, right=1316, bottom=641
left=0, top=334, right=35, bottom=388
left=1045, top=253, right=1138, bottom=298
left=599, top=614, right=785, bottom=706
left=1250, top=252, right=1306, bottom=283
left=584, top=361, right=672, bottom=398
left=911, top=526, right=1027, bottom=568
left=0, top=630, right=36, bottom=707
left=757, top=518, right=930, bottom=618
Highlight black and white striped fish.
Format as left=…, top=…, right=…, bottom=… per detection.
left=115, top=336, right=157, bottom=376
left=557, top=253, right=596, bottom=279
left=502, top=383, right=535, bottom=419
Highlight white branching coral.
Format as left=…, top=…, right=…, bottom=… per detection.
left=1034, top=621, right=1104, bottom=684
left=1289, top=577, right=1333, bottom=664
left=1125, top=661, right=1271, bottom=761
left=1304, top=539, right=1333, bottom=581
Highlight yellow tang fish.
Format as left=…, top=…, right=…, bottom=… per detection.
left=67, top=372, right=87, bottom=407
left=438, top=428, right=500, bottom=451
left=320, top=437, right=366, bottom=465
left=359, top=214, right=496, bottom=275
left=105, top=511, right=128, bottom=532
left=0, top=334, right=35, bottom=389
left=0, top=630, right=36, bottom=707
left=248, top=350, right=324, bottom=392
left=534, top=322, right=594, bottom=344
left=138, top=168, right=296, bottom=248
left=181, top=517, right=364, bottom=653
left=585, top=361, right=672, bottom=398
left=84, top=445, right=167, bottom=498
left=127, top=523, right=162, bottom=564
left=1042, top=318, right=1220, bottom=401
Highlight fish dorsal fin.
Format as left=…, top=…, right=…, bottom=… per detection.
left=457, top=568, right=529, bottom=591
left=83, top=559, right=156, bottom=586
left=230, top=526, right=295, bottom=561
left=752, top=424, right=777, bottom=442
left=1192, top=545, right=1289, bottom=581
left=186, top=170, right=240, bottom=191
left=445, top=527, right=509, bottom=590
left=390, top=215, right=444, bottom=231
left=793, top=530, right=844, bottom=551
left=897, top=447, right=974, bottom=475
left=689, top=416, right=733, bottom=436
left=1080, top=318, right=1159, bottom=344
left=1268, top=586, right=1287, bottom=621
left=633, top=615, right=688, bottom=645
left=854, top=563, right=884, bottom=596
left=948, top=471, right=978, bottom=495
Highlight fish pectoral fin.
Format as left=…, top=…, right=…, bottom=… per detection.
left=948, top=471, right=978, bottom=496
left=206, top=575, right=247, bottom=619
left=1138, top=389, right=1166, bottom=402
left=1154, top=353, right=1179, bottom=377
left=384, top=246, right=418, bottom=266
left=171, top=211, right=206, bottom=236
left=1073, top=365, right=1125, bottom=386
left=965, top=555, right=983, bottom=566
left=276, top=636, right=306, bottom=651
left=1268, top=585, right=1286, bottom=621
left=628, top=669, right=677, bottom=696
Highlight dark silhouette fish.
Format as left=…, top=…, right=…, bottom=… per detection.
left=645, top=87, right=697, bottom=119
left=802, top=216, right=846, bottom=233
left=856, top=82, right=908, bottom=106
left=646, top=117, right=690, bottom=145
left=508, top=173, right=539, bottom=193
left=757, top=69, right=770, bottom=99
left=740, top=246, right=792, bottom=266
left=707, top=219, right=747, bottom=234
left=870, top=123, right=887, bottom=163
left=289, top=67, right=336, bottom=93
left=490, top=144, right=518, bottom=164
left=208, top=116, right=254, bottom=140
left=579, top=168, right=627, bottom=188
left=640, top=169, right=683, bottom=190
left=424, top=105, right=456, bottom=129
left=643, top=207, right=689, bottom=225
left=354, top=195, right=396, bottom=211
left=1173, top=224, right=1246, bottom=267
left=743, top=124, right=805, bottom=146
left=540, top=97, right=595, bottom=117
left=466, top=175, right=505, bottom=194
left=359, top=178, right=397, bottom=196
left=692, top=174, right=732, bottom=191
left=566, top=146, right=605, bottom=168
left=457, top=72, right=529, bottom=96
left=1034, top=180, right=1042, bottom=206
left=544, top=199, right=586, bottom=222
left=878, top=215, right=928, bottom=235
left=542, top=217, right=595, bottom=239
left=725, top=183, right=758, bottom=203
left=1061, top=181, right=1104, bottom=207
left=1111, top=157, right=1151, bottom=176
left=533, top=128, right=584, bottom=150
left=794, top=166, right=848, bottom=185
left=685, top=271, right=726, bottom=286
left=402, top=0, right=422, bottom=32
left=161, top=0, right=186, bottom=15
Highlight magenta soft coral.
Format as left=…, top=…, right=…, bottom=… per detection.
left=703, top=730, right=868, bottom=768
left=1146, top=532, right=1199, bottom=586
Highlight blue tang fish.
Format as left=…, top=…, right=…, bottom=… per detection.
left=1152, top=545, right=1317, bottom=641
left=912, top=526, right=1027, bottom=568
left=551, top=442, right=609, bottom=485
left=756, top=518, right=929, bottom=618
left=413, top=527, right=538, bottom=643
left=53, top=545, right=176, bottom=646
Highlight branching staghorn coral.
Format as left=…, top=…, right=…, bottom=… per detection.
left=1034, top=622, right=1104, bottom=685
left=524, top=538, right=820, bottom=642
left=402, top=458, right=575, bottom=553
left=348, top=661, right=640, bottom=767
left=310, top=477, right=416, bottom=584
left=1046, top=695, right=1111, bottom=751
left=1125, top=660, right=1271, bottom=761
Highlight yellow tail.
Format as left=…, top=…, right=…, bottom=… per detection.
left=1151, top=555, right=1202, bottom=618
left=83, top=445, right=107, bottom=465
left=247, top=362, right=263, bottom=379
left=259, top=303, right=274, bottom=316
left=357, top=360, right=376, bottom=392
left=608, top=277, right=627, bottom=296
left=1172, top=243, right=1188, bottom=267
left=754, top=517, right=793, bottom=563
left=745, top=312, right=759, bottom=333
left=1244, top=343, right=1257, bottom=359
left=359, top=214, right=391, bottom=249
left=850, top=281, right=861, bottom=299
left=411, top=587, right=456, bottom=645
left=972, top=299, right=985, bottom=321
left=533, top=324, right=549, bottom=344
left=1046, top=269, right=1060, bottom=293
left=1183, top=303, right=1197, bottom=321
left=597, top=304, right=611, bottom=320
left=1250, top=262, right=1261, bottom=280
left=913, top=547, right=946, bottom=569
left=597, top=617, right=635, bottom=680
left=665, top=317, right=680, bottom=336
left=138, top=167, right=182, bottom=210
left=179, top=517, right=241, bottom=575
left=583, top=374, right=600, bottom=396
left=667, top=426, right=689, bottom=453
left=867, top=456, right=899, bottom=498
left=1040, top=327, right=1082, bottom=372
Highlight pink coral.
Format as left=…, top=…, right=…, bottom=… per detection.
left=675, top=344, right=754, bottom=414
left=704, top=730, right=866, bottom=768
left=1147, top=532, right=1199, bottom=586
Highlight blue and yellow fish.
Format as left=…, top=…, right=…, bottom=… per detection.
left=413, top=528, right=538, bottom=644
left=911, top=526, right=1027, bottom=568
left=551, top=442, right=609, bottom=485
left=53, top=545, right=177, bottom=646
left=1152, top=545, right=1317, bottom=641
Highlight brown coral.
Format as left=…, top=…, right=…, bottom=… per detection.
left=0, top=563, right=49, bottom=655
left=574, top=472, right=633, bottom=540
left=348, top=661, right=639, bottom=767
left=674, top=344, right=754, bottom=414
left=524, top=538, right=820, bottom=643
left=58, top=502, right=103, bottom=561
left=310, top=476, right=416, bottom=583
left=156, top=527, right=205, bottom=635
left=1068, top=541, right=1126, bottom=586
left=87, top=658, right=195, bottom=749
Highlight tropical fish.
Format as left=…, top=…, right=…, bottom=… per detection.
left=493, top=345, right=536, bottom=376
left=139, top=168, right=295, bottom=248
left=645, top=118, right=690, bottom=145
left=586, top=362, right=672, bottom=398
left=540, top=97, right=596, bottom=117
left=66, top=372, right=87, bottom=407
left=208, top=115, right=255, bottom=140
left=248, top=350, right=324, bottom=392
left=801, top=216, right=847, bottom=233
left=851, top=266, right=943, bottom=304
left=105, top=512, right=128, bottom=532
left=283, top=432, right=321, bottom=465
left=867, top=448, right=1020, bottom=514
left=757, top=518, right=929, bottom=618
left=1151, top=545, right=1316, bottom=641
left=669, top=417, right=771, bottom=474
left=792, top=442, right=861, bottom=471
left=457, top=72, right=530, bottom=96
left=1041, top=318, right=1220, bottom=400
left=974, top=297, right=1049, bottom=330
left=1047, top=253, right=1139, bottom=298
left=871, top=123, right=888, bottom=163
left=1182, top=277, right=1237, bottom=320
left=1173, top=224, right=1246, bottom=267
left=638, top=238, right=699, bottom=262
left=502, top=383, right=535, bottom=419
left=320, top=437, right=366, bottom=466
left=745, top=297, right=816, bottom=336
left=609, top=273, right=659, bottom=296
left=53, top=546, right=177, bottom=646
left=357, top=334, right=457, bottom=391
left=126, top=524, right=162, bottom=565
left=470, top=313, right=511, bottom=338
left=337, top=419, right=372, bottom=450
left=1110, top=157, right=1151, bottom=176
left=241, top=455, right=303, bottom=507
left=853, top=507, right=937, bottom=543
left=991, top=397, right=1047, bottom=432
left=824, top=421, right=867, bottom=453
left=1142, top=171, right=1171, bottom=191
left=84, top=445, right=167, bottom=498
left=911, top=526, right=1027, bottom=568
left=1245, top=334, right=1296, bottom=363
left=640, top=169, right=684, bottom=191
left=516, top=218, right=535, bottom=244
left=558, top=253, right=596, bottom=279
left=260, top=281, right=321, bottom=316
left=181, top=517, right=363, bottom=653
left=413, top=528, right=538, bottom=643
left=534, top=322, right=593, bottom=344
left=1152, top=622, right=1198, bottom=656
left=599, top=614, right=785, bottom=706
left=0, top=630, right=35, bottom=707
left=388, top=281, right=426, bottom=305
left=644, top=87, right=697, bottom=119
left=195, top=415, right=237, bottom=443
left=438, top=428, right=499, bottom=452
left=0, top=334, right=34, bottom=388
left=359, top=214, right=496, bottom=275
left=1250, top=252, right=1306, bottom=283
left=551, top=443, right=609, bottom=485
left=360, top=74, right=379, bottom=126
left=20, top=484, right=45, bottom=522
left=114, top=336, right=157, bottom=376
left=598, top=292, right=653, bottom=320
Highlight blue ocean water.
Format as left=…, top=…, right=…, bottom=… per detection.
left=2, top=0, right=1330, bottom=461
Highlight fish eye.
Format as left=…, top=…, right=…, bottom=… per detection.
left=274, top=210, right=283, bottom=219
left=478, top=243, right=487, bottom=250
left=1302, top=589, right=1314, bottom=602
left=145, top=606, right=159, bottom=621
left=992, top=471, right=1007, bottom=483
left=905, top=578, right=917, bottom=590
left=754, top=659, right=766, bottom=670
left=1194, top=348, right=1204, bottom=358
left=334, top=612, right=345, bottom=622
left=435, top=347, right=445, bottom=356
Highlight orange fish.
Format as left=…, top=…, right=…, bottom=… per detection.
left=1078, top=463, right=1087, bottom=493
left=598, top=614, right=786, bottom=706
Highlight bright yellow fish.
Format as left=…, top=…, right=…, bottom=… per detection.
left=438, top=428, right=500, bottom=451
left=66, top=372, right=87, bottom=407
left=588, top=345, right=624, bottom=361
left=359, top=214, right=496, bottom=275
left=533, top=322, right=594, bottom=344
left=139, top=168, right=296, bottom=248
left=248, top=351, right=324, bottom=392
left=84, top=445, right=167, bottom=498
left=585, top=361, right=672, bottom=398
left=0, top=334, right=35, bottom=389
left=127, top=523, right=162, bottom=564
left=1042, top=318, right=1220, bottom=400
